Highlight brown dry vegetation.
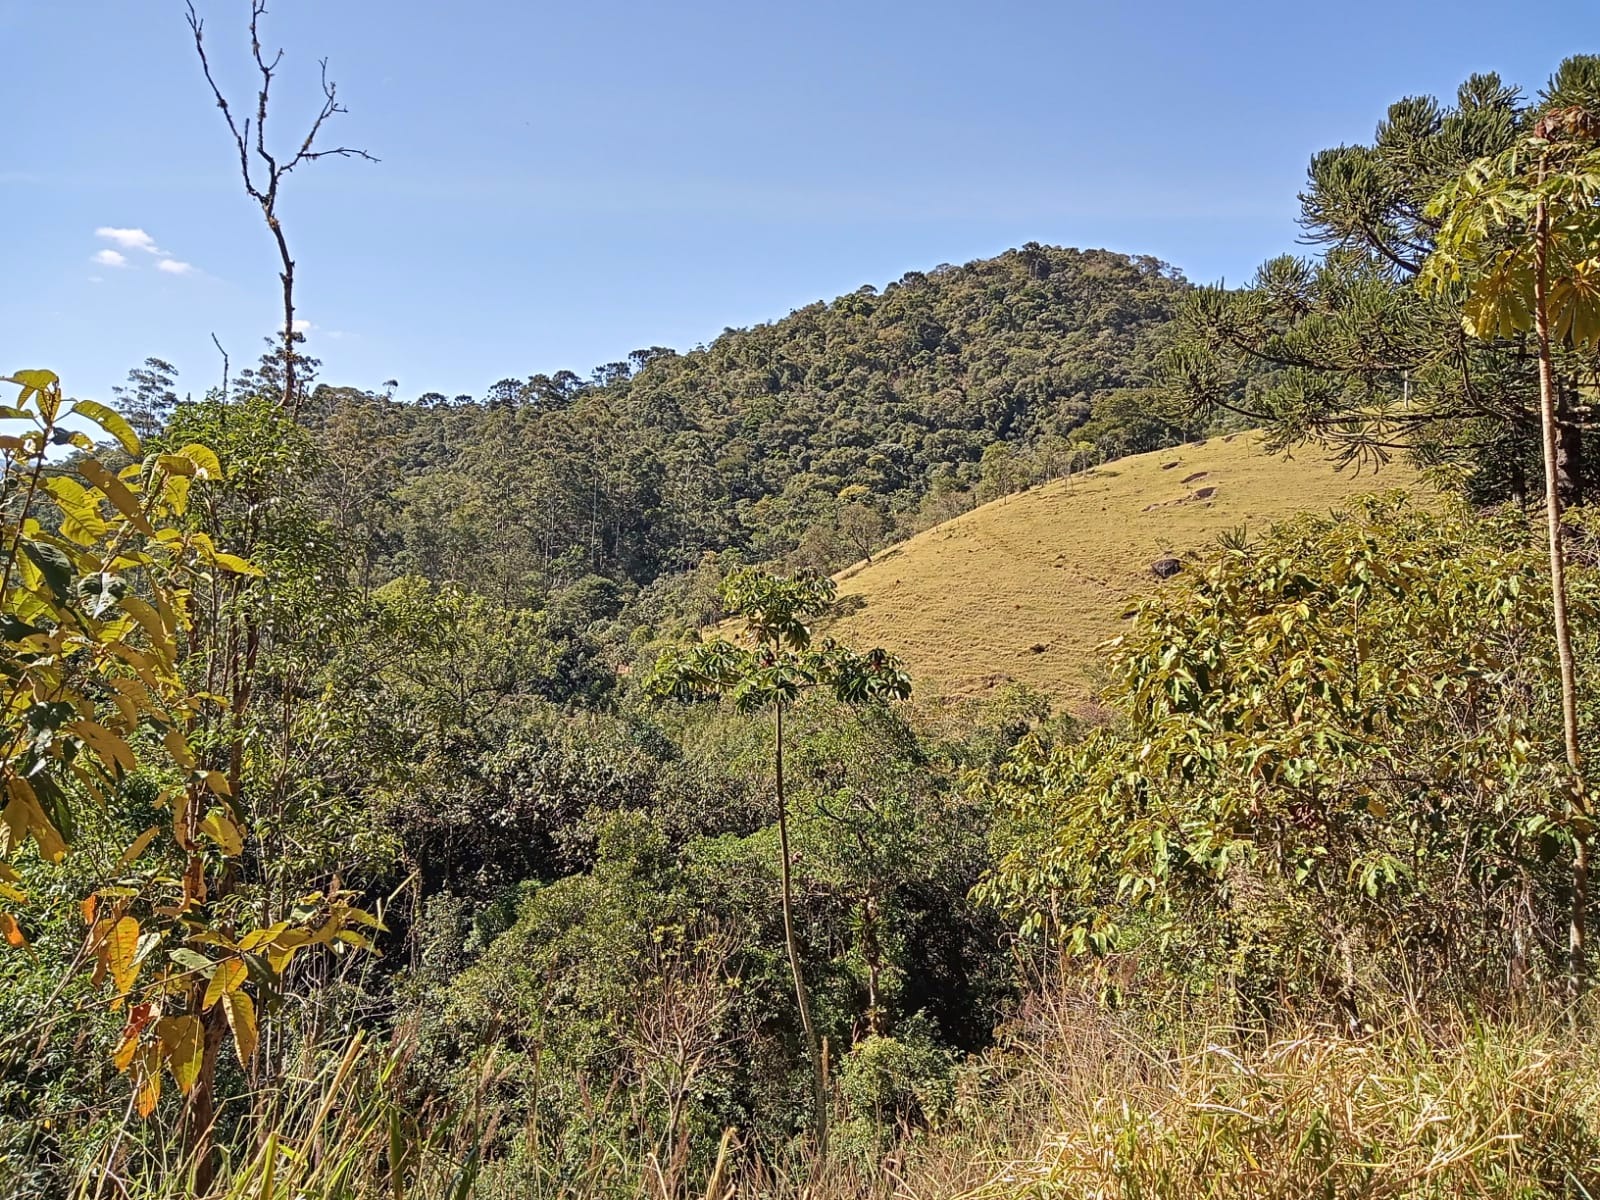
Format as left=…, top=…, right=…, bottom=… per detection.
left=823, top=436, right=1421, bottom=703
left=792, top=994, right=1600, bottom=1200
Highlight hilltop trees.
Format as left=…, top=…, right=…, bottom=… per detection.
left=146, top=246, right=1191, bottom=607
left=112, top=357, right=180, bottom=442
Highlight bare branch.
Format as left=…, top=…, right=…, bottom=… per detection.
left=185, top=1, right=263, bottom=204
left=184, top=1, right=376, bottom=420
left=209, top=333, right=231, bottom=403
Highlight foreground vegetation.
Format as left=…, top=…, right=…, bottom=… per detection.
left=9, top=15, right=1600, bottom=1198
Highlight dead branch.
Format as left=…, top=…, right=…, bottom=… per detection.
left=185, top=0, right=375, bottom=420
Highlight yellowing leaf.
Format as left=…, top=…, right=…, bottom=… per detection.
left=223, top=991, right=258, bottom=1066
left=77, top=458, right=153, bottom=536
left=157, top=1015, right=203, bottom=1094
left=7, top=369, right=59, bottom=392
left=69, top=399, right=140, bottom=456
left=203, top=958, right=247, bottom=1010
left=238, top=922, right=289, bottom=952
left=210, top=551, right=263, bottom=577
left=154, top=454, right=196, bottom=477
left=5, top=777, right=66, bottom=861
left=68, top=720, right=138, bottom=776
left=163, top=727, right=196, bottom=770
left=119, top=825, right=160, bottom=868
left=108, top=915, right=141, bottom=996
left=112, top=1003, right=153, bottom=1072
left=199, top=809, right=244, bottom=856
left=112, top=1030, right=140, bottom=1072
left=135, top=1044, right=162, bottom=1116
left=119, top=596, right=172, bottom=652
left=177, top=443, right=223, bottom=480
left=161, top=472, right=191, bottom=517
left=41, top=476, right=105, bottom=528
left=0, top=912, right=27, bottom=948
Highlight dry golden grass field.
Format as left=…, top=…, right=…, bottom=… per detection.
left=822, top=434, right=1422, bottom=704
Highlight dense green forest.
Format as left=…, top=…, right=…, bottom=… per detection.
left=10, top=14, right=1600, bottom=1197
left=278, top=242, right=1188, bottom=598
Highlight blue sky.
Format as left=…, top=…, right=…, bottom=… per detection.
left=1, top=1, right=1594, bottom=406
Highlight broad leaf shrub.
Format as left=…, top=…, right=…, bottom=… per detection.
left=0, top=372, right=369, bottom=1124
left=980, top=495, right=1595, bottom=1013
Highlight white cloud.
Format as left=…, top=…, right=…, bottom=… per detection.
left=92, top=249, right=128, bottom=267
left=95, top=227, right=161, bottom=254
left=156, top=259, right=194, bottom=275
left=292, top=318, right=314, bottom=334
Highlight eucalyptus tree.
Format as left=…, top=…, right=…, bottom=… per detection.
left=645, top=569, right=911, bottom=1158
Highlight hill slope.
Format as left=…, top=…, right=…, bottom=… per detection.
left=823, top=436, right=1420, bottom=702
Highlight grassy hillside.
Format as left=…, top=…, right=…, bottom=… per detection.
left=823, top=434, right=1421, bottom=702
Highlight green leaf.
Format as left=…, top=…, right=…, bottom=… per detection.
left=168, top=948, right=215, bottom=974
left=21, top=539, right=75, bottom=603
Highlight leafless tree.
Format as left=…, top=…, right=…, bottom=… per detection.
left=186, top=1, right=375, bottom=420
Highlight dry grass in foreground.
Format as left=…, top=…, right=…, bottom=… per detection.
left=57, top=993, right=1600, bottom=1199
left=824, top=436, right=1420, bottom=704
left=805, top=992, right=1600, bottom=1200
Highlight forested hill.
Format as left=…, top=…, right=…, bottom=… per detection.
left=296, top=245, right=1191, bottom=601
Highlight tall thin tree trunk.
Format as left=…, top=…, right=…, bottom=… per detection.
left=188, top=1002, right=229, bottom=1193
left=1533, top=186, right=1590, bottom=996
left=774, top=702, right=828, bottom=1155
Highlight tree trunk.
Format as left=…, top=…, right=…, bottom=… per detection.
left=187, top=990, right=230, bottom=1192
left=774, top=702, right=828, bottom=1156
left=1510, top=456, right=1528, bottom=511
left=862, top=893, right=885, bottom=1037
left=1558, top=381, right=1585, bottom=508
left=1533, top=188, right=1590, bottom=997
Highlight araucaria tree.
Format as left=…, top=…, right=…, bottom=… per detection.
left=1161, top=59, right=1600, bottom=507
left=645, top=568, right=911, bottom=1159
